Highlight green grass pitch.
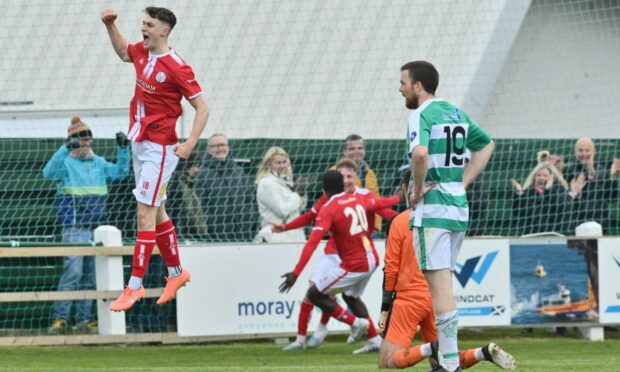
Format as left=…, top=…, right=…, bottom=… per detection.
left=0, top=329, right=619, bottom=371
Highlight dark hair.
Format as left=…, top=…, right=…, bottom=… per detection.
left=344, top=134, right=363, bottom=151
left=345, top=134, right=363, bottom=143
left=322, top=170, right=344, bottom=196
left=145, top=6, right=177, bottom=30
left=400, top=61, right=439, bottom=94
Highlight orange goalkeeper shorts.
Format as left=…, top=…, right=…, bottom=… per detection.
left=384, top=295, right=437, bottom=347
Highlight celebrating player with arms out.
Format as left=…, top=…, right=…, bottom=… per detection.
left=274, top=159, right=400, bottom=352
left=399, top=61, right=494, bottom=371
left=279, top=170, right=396, bottom=350
left=378, top=173, right=515, bottom=370
left=101, top=7, right=209, bottom=311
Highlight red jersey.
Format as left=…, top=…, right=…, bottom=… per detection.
left=126, top=42, right=203, bottom=145
left=285, top=189, right=399, bottom=255
left=285, top=194, right=338, bottom=254
left=293, top=192, right=393, bottom=275
left=355, top=188, right=398, bottom=233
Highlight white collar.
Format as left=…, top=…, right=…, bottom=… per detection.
left=148, top=48, right=174, bottom=59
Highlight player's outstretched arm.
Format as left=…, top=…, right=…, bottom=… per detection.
left=291, top=225, right=328, bottom=275
left=281, top=210, right=316, bottom=231
left=101, top=9, right=131, bottom=62
left=373, top=194, right=401, bottom=211
left=175, top=95, right=210, bottom=159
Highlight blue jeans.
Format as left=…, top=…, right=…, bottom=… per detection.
left=52, top=227, right=96, bottom=322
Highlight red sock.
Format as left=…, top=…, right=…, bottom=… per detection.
left=131, top=231, right=156, bottom=278
left=156, top=220, right=180, bottom=267
left=320, top=310, right=331, bottom=325
left=329, top=305, right=356, bottom=326
left=366, top=316, right=378, bottom=338
left=298, top=300, right=314, bottom=336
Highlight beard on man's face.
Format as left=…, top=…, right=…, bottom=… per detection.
left=405, top=95, right=419, bottom=110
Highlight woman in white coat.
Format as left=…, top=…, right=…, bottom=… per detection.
left=255, top=146, right=306, bottom=243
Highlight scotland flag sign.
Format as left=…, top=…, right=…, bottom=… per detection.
left=453, top=240, right=511, bottom=326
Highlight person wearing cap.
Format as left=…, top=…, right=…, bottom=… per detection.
left=43, top=117, right=130, bottom=334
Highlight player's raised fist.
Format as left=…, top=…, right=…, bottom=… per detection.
left=101, top=9, right=118, bottom=25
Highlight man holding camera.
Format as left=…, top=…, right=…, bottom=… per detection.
left=43, top=117, right=130, bottom=334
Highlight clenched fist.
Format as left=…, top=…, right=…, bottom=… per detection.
left=101, top=9, right=118, bottom=25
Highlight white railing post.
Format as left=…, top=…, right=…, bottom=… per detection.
left=575, top=222, right=604, bottom=341
left=94, top=226, right=126, bottom=335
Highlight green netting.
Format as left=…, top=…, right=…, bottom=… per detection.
left=1, top=136, right=619, bottom=334
left=1, top=0, right=619, bottom=336
left=1, top=137, right=619, bottom=242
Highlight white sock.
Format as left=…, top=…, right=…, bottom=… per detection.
left=420, top=342, right=433, bottom=357
left=436, top=310, right=459, bottom=371
left=295, top=335, right=306, bottom=344
left=168, top=265, right=183, bottom=278
left=128, top=276, right=142, bottom=290
left=474, top=347, right=485, bottom=361
left=315, top=323, right=328, bottom=335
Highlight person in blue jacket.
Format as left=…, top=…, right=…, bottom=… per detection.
left=43, top=117, right=130, bottom=334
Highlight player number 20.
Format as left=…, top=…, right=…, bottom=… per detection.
left=344, top=205, right=369, bottom=235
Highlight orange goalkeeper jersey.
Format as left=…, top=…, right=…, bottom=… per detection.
left=383, top=210, right=430, bottom=298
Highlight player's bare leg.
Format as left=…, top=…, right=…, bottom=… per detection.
left=306, top=285, right=369, bottom=342
left=341, top=294, right=381, bottom=353
left=425, top=269, right=460, bottom=371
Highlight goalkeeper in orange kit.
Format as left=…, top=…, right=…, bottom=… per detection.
left=378, top=175, right=516, bottom=370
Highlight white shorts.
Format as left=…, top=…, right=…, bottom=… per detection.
left=314, top=264, right=376, bottom=298
left=132, top=140, right=179, bottom=207
left=413, top=227, right=465, bottom=271
left=310, top=254, right=341, bottom=285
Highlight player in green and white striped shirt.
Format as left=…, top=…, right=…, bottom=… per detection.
left=399, top=61, right=495, bottom=372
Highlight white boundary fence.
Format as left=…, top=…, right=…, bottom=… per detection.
left=1, top=230, right=619, bottom=346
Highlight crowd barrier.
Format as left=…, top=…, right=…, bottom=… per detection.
left=1, top=226, right=618, bottom=345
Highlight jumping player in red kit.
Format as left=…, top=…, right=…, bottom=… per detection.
left=101, top=6, right=209, bottom=311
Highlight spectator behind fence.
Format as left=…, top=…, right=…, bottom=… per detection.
left=464, top=151, right=491, bottom=236
left=255, top=146, right=306, bottom=243
left=195, top=133, right=257, bottom=242
left=166, top=152, right=208, bottom=241
left=42, top=117, right=130, bottom=334
left=330, top=134, right=383, bottom=231
left=564, top=137, right=619, bottom=232
left=511, top=151, right=584, bottom=235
